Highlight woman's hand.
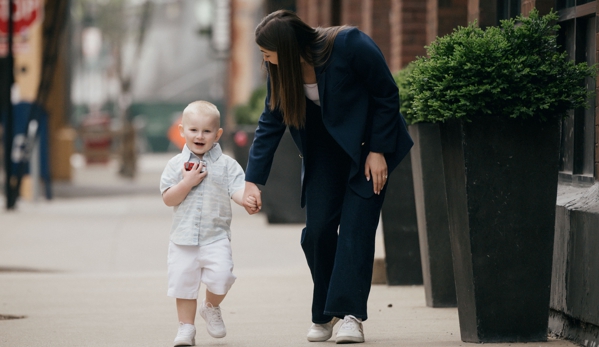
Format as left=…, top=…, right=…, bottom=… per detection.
left=364, top=151, right=388, bottom=195
left=243, top=182, right=262, bottom=214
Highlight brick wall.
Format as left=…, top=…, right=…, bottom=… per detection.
left=398, top=0, right=427, bottom=70
left=296, top=0, right=319, bottom=26
left=297, top=0, right=336, bottom=27
left=362, top=0, right=373, bottom=35
left=340, top=0, right=363, bottom=26
left=318, top=0, right=332, bottom=26
left=522, top=0, right=554, bottom=16
left=467, top=0, right=494, bottom=27
left=428, top=0, right=468, bottom=46
left=521, top=0, right=534, bottom=15
left=296, top=0, right=308, bottom=23
left=371, top=0, right=392, bottom=65
left=390, top=0, right=401, bottom=72
left=427, top=0, right=438, bottom=45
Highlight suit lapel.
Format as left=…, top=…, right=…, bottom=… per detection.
left=315, top=65, right=326, bottom=113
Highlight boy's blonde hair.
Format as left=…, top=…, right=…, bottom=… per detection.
left=182, top=101, right=221, bottom=126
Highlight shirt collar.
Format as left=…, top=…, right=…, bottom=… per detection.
left=181, top=143, right=222, bottom=163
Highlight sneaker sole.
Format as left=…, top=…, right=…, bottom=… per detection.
left=173, top=337, right=195, bottom=346
left=336, top=335, right=364, bottom=344
left=307, top=333, right=333, bottom=342
left=207, top=330, right=226, bottom=339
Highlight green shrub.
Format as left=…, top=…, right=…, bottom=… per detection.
left=404, top=9, right=596, bottom=123
left=394, top=62, right=416, bottom=125
left=234, top=85, right=267, bottom=125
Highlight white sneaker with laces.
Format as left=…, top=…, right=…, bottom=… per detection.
left=307, top=317, right=340, bottom=342
left=199, top=300, right=226, bottom=338
left=336, top=315, right=364, bottom=344
left=173, top=323, right=196, bottom=346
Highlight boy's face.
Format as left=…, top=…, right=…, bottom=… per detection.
left=179, top=112, right=223, bottom=157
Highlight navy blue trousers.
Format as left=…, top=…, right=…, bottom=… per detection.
left=301, top=101, right=386, bottom=323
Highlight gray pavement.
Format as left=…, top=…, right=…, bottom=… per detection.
left=0, top=154, right=577, bottom=347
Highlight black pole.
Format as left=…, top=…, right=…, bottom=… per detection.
left=3, top=0, right=16, bottom=210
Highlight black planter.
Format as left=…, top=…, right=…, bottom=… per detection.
left=440, top=116, right=560, bottom=343
left=260, top=129, right=305, bottom=224
left=409, top=123, right=457, bottom=307
left=381, top=152, right=423, bottom=285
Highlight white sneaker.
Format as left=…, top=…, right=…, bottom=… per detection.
left=173, top=323, right=196, bottom=346
left=198, top=300, right=226, bottom=338
left=336, top=315, right=364, bottom=344
left=307, top=317, right=340, bottom=342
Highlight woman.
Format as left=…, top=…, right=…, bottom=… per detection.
left=242, top=10, right=413, bottom=344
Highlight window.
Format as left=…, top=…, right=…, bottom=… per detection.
left=556, top=1, right=596, bottom=183
left=498, top=0, right=521, bottom=23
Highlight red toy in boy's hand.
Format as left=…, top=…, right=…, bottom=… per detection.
left=184, top=161, right=206, bottom=172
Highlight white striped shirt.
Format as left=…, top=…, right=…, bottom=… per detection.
left=160, top=143, right=245, bottom=246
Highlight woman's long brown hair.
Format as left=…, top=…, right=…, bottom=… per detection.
left=255, top=10, right=350, bottom=128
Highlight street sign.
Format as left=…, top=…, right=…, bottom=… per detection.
left=0, top=0, right=43, bottom=55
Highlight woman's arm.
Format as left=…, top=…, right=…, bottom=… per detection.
left=245, top=77, right=287, bottom=185
left=243, top=77, right=285, bottom=214
left=344, top=28, right=400, bottom=154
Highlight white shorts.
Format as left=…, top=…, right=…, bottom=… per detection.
left=167, top=238, right=236, bottom=299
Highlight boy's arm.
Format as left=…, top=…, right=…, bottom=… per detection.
left=162, top=163, right=207, bottom=206
left=231, top=189, right=244, bottom=206
left=228, top=159, right=260, bottom=211
left=231, top=189, right=260, bottom=212
left=163, top=180, right=194, bottom=206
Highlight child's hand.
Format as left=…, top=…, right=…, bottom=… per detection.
left=242, top=182, right=262, bottom=215
left=246, top=195, right=260, bottom=212
left=181, top=162, right=207, bottom=187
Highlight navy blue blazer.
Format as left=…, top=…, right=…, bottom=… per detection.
left=245, top=28, right=413, bottom=206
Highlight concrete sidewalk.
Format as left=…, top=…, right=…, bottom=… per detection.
left=0, top=154, right=576, bottom=347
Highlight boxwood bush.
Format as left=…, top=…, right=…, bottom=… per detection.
left=404, top=9, right=595, bottom=123
left=394, top=62, right=416, bottom=125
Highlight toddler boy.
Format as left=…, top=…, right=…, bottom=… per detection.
left=160, top=100, right=257, bottom=346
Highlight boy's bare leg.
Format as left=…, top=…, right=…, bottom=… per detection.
left=176, top=298, right=197, bottom=324
left=205, top=290, right=226, bottom=307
